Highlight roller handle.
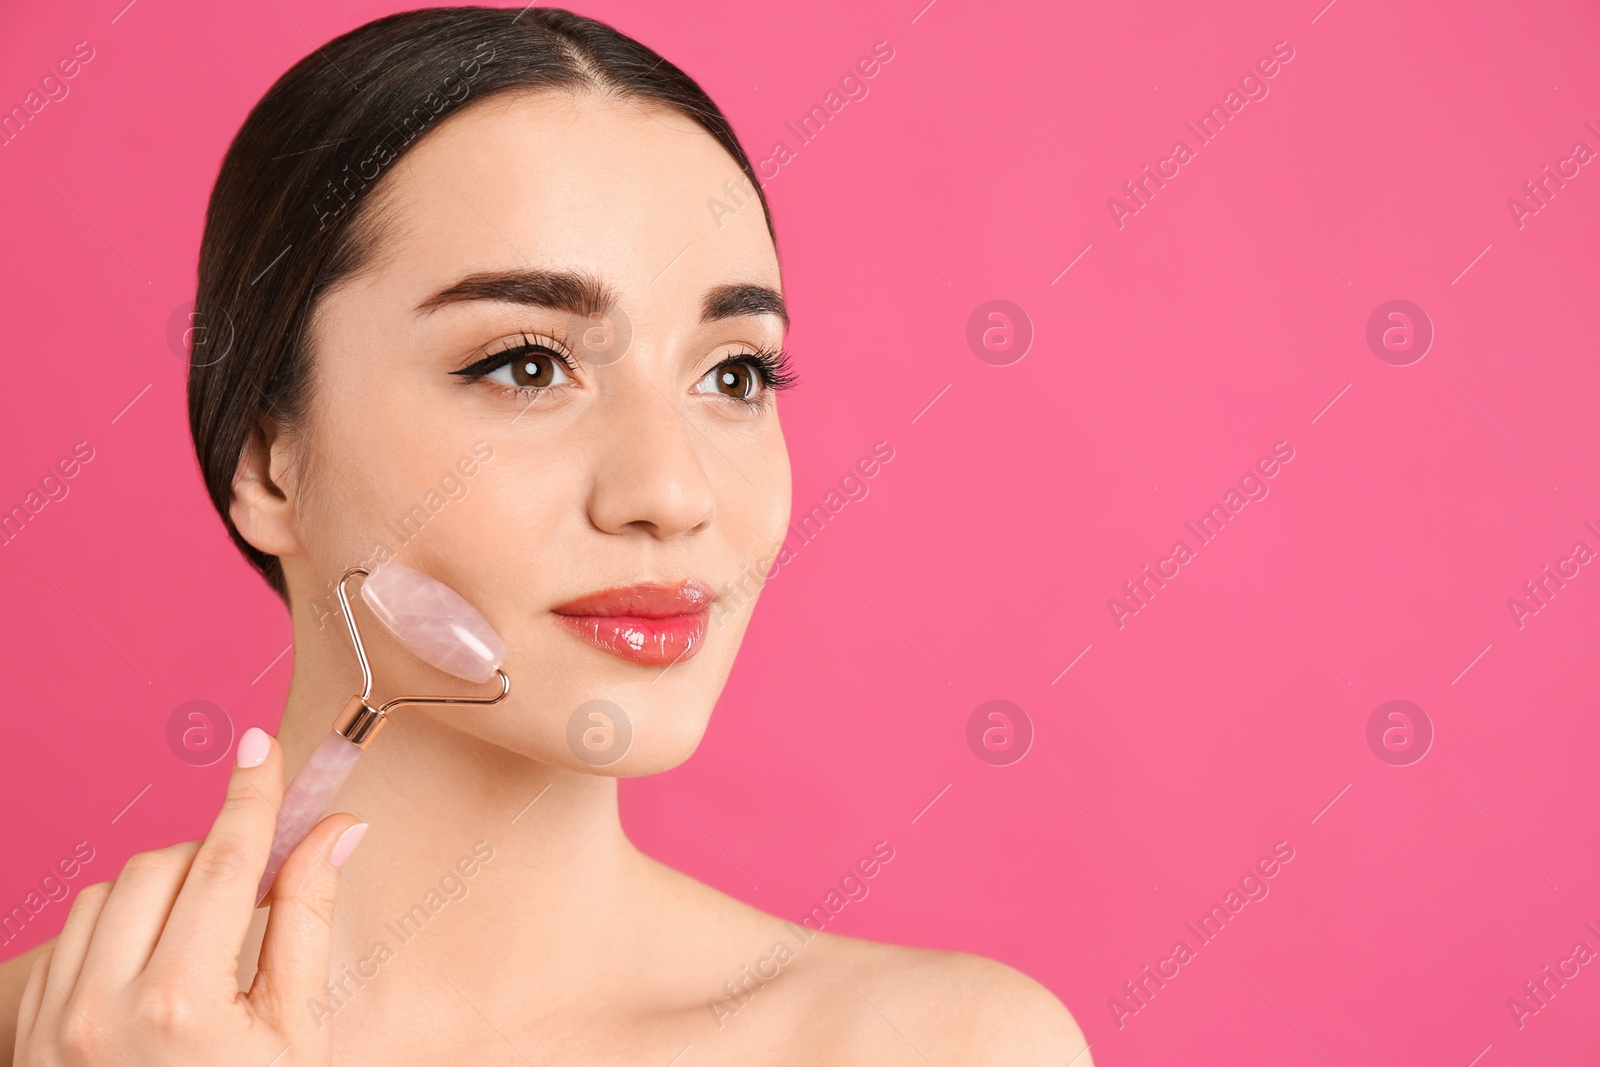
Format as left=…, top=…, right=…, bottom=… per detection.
left=254, top=729, right=365, bottom=906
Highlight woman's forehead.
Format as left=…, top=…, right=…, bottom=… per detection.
left=355, top=90, right=777, bottom=293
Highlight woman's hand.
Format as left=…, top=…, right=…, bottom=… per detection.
left=12, top=728, right=366, bottom=1067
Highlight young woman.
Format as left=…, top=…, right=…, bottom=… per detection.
left=3, top=7, right=1091, bottom=1064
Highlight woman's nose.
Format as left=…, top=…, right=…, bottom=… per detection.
left=585, top=384, right=717, bottom=539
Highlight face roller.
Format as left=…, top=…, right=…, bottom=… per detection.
left=254, top=563, right=511, bottom=905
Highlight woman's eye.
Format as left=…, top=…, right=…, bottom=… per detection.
left=486, top=348, right=572, bottom=389
left=694, top=359, right=761, bottom=400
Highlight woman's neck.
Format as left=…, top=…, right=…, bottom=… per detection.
left=269, top=613, right=660, bottom=1029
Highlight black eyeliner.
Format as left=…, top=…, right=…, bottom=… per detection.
left=451, top=332, right=577, bottom=379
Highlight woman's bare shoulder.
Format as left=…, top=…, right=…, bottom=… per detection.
left=637, top=855, right=1092, bottom=1065
left=792, top=930, right=1094, bottom=1066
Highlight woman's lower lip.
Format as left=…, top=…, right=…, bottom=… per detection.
left=552, top=611, right=708, bottom=666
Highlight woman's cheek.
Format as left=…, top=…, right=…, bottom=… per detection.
left=756, top=429, right=793, bottom=545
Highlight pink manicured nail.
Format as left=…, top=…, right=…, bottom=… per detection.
left=236, top=727, right=270, bottom=768
left=329, top=823, right=369, bottom=868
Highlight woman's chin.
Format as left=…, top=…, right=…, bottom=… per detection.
left=420, top=696, right=715, bottom=777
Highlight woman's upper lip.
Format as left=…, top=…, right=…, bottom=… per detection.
left=550, top=580, right=715, bottom=618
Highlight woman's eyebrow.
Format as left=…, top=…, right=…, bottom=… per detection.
left=416, top=269, right=787, bottom=331
left=416, top=268, right=611, bottom=316
left=702, top=282, right=789, bottom=332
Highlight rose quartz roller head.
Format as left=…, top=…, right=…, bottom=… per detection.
left=255, top=563, right=510, bottom=905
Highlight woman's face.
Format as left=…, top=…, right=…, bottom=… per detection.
left=266, top=90, right=791, bottom=773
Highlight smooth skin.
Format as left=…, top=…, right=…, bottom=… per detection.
left=4, top=90, right=1092, bottom=1065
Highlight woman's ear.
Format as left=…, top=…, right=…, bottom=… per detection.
left=229, top=416, right=306, bottom=559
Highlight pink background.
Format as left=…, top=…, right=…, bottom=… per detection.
left=3, top=0, right=1599, bottom=1061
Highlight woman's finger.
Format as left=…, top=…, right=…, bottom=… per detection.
left=146, top=726, right=283, bottom=985
left=31, top=881, right=111, bottom=1032
left=249, top=813, right=366, bottom=1037
left=75, top=841, right=201, bottom=992
left=13, top=947, right=54, bottom=1052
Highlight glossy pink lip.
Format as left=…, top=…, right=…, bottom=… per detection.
left=550, top=580, right=714, bottom=667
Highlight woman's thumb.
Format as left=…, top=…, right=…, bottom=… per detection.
left=249, top=814, right=367, bottom=1038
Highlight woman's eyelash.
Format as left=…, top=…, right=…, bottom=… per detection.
left=449, top=335, right=799, bottom=407
left=451, top=333, right=576, bottom=380
left=726, top=346, right=799, bottom=393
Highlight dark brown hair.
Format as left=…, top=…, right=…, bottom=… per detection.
left=187, top=5, right=775, bottom=602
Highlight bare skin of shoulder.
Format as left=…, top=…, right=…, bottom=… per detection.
left=221, top=853, right=1089, bottom=1067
